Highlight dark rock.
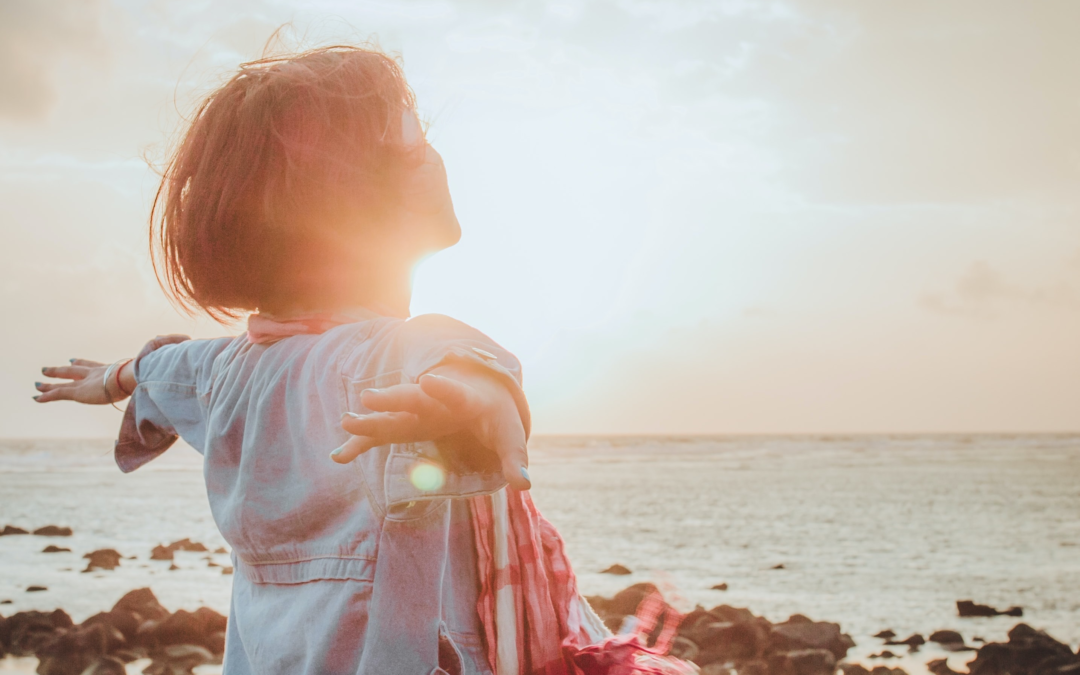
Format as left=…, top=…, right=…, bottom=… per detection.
left=112, top=588, right=170, bottom=622
left=42, top=545, right=70, bottom=553
left=768, top=648, right=837, bottom=675
left=739, top=659, right=770, bottom=675
left=869, top=667, right=908, bottom=675
left=1, top=599, right=11, bottom=604
left=1, top=525, right=29, bottom=535
left=205, top=630, right=226, bottom=655
left=692, top=620, right=769, bottom=665
left=154, top=607, right=227, bottom=652
left=886, top=633, right=925, bottom=648
left=967, top=623, right=1077, bottom=675
left=930, top=630, right=965, bottom=645
left=83, top=609, right=141, bottom=642
left=213, top=547, right=228, bottom=554
left=711, top=583, right=729, bottom=591
left=221, top=566, right=233, bottom=575
left=587, top=582, right=658, bottom=629
left=2, top=609, right=72, bottom=656
left=700, top=665, right=734, bottom=675
left=958, top=600, right=1023, bottom=618
left=708, top=604, right=757, bottom=625
left=32, top=526, right=73, bottom=537
left=670, top=635, right=700, bottom=662
left=841, top=665, right=871, bottom=675
left=769, top=619, right=855, bottom=660
left=771, top=564, right=786, bottom=570
left=169, top=563, right=180, bottom=571
left=27, top=585, right=48, bottom=592
left=151, top=539, right=209, bottom=562
left=79, top=656, right=127, bottom=675
left=151, top=545, right=175, bottom=561
left=874, top=630, right=897, bottom=640
left=927, top=658, right=963, bottom=675
left=144, top=643, right=215, bottom=675
left=601, top=564, right=632, bottom=575
left=36, top=621, right=125, bottom=674
left=83, top=549, right=122, bottom=572
left=871, top=651, right=898, bottom=659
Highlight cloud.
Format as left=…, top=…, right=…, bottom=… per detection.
left=0, top=0, right=110, bottom=121
left=921, top=260, right=1079, bottom=317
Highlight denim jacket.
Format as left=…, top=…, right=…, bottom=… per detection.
left=116, top=313, right=530, bottom=674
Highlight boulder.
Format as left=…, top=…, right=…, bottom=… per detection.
left=711, top=583, right=729, bottom=591
left=708, top=605, right=757, bottom=625
left=768, top=648, right=837, bottom=675
left=36, top=621, right=125, bottom=675
left=83, top=549, right=122, bottom=572
left=841, top=665, right=871, bottom=675
left=112, top=588, right=170, bottom=622
left=874, top=631, right=897, bottom=640
left=33, top=526, right=73, bottom=537
left=83, top=609, right=141, bottom=643
left=670, top=635, right=700, bottom=662
left=930, top=630, right=964, bottom=645
left=885, top=634, right=925, bottom=648
left=1, top=609, right=72, bottom=657
left=967, top=624, right=1078, bottom=675
left=27, top=586, right=48, bottom=592
left=927, top=658, right=964, bottom=675
left=601, top=564, right=632, bottom=575
left=958, top=600, right=1023, bottom=618
left=769, top=619, right=855, bottom=660
left=42, top=545, right=71, bottom=553
left=78, top=656, right=127, bottom=675
left=144, top=644, right=216, bottom=675
left=1, top=525, right=28, bottom=535
left=154, top=607, right=228, bottom=653
left=869, top=668, right=908, bottom=675
left=692, top=620, right=769, bottom=665
left=151, top=539, right=209, bottom=561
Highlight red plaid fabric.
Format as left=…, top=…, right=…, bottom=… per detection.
left=470, top=489, right=698, bottom=675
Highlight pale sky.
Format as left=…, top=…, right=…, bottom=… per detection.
left=1, top=0, right=1078, bottom=438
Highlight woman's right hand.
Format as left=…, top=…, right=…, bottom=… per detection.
left=35, top=359, right=115, bottom=405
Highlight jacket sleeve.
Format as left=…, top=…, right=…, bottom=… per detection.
left=114, top=334, right=235, bottom=473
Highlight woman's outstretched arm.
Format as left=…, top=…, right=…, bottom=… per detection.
left=35, top=358, right=136, bottom=405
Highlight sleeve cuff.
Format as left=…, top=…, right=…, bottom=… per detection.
left=114, top=335, right=190, bottom=473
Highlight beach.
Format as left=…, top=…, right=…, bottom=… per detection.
left=1, top=434, right=1078, bottom=673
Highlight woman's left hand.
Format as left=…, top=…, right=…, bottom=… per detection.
left=332, top=365, right=531, bottom=490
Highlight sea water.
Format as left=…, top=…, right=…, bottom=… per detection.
left=1, top=435, right=1078, bottom=674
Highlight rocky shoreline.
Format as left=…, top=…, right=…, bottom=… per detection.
left=3, top=580, right=1077, bottom=675
left=587, top=582, right=1080, bottom=675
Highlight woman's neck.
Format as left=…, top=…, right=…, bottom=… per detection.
left=265, top=261, right=414, bottom=319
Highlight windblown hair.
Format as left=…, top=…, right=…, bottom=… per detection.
left=151, top=45, right=423, bottom=320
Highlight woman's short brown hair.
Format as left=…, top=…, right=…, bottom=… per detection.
left=151, top=46, right=422, bottom=320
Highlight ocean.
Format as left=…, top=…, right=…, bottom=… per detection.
left=1, top=434, right=1078, bottom=674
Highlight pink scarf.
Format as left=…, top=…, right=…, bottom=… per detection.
left=245, top=311, right=695, bottom=675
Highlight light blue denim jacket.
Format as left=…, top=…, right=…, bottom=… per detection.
left=116, top=313, right=530, bottom=675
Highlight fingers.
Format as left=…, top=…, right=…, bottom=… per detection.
left=491, top=420, right=531, bottom=491
left=360, top=384, right=433, bottom=415
left=340, top=411, right=423, bottom=443
left=41, top=365, right=91, bottom=381
left=70, top=359, right=104, bottom=368
left=33, top=383, right=77, bottom=403
left=419, top=374, right=482, bottom=416
left=329, top=434, right=378, bottom=464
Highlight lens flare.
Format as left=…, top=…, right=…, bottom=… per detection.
left=410, top=462, right=445, bottom=492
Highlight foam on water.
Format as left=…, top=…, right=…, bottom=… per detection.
left=1, top=435, right=1077, bottom=674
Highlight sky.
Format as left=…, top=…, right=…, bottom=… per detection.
left=1, top=0, right=1078, bottom=437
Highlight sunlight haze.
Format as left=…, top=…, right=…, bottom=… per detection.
left=2, top=0, right=1078, bottom=437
